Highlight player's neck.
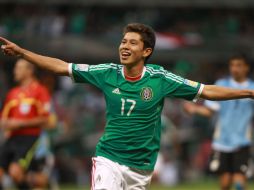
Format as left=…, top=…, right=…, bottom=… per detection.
left=20, top=77, right=36, bottom=88
left=123, top=63, right=144, bottom=78
left=233, top=77, right=247, bottom=83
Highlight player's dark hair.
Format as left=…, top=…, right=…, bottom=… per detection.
left=228, top=53, right=250, bottom=66
left=123, top=23, right=156, bottom=62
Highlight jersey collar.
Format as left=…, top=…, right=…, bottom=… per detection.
left=121, top=66, right=146, bottom=81
left=229, top=78, right=249, bottom=88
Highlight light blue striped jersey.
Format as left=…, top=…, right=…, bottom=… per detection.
left=205, top=78, right=254, bottom=152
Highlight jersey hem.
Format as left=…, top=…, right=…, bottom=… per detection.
left=212, top=142, right=251, bottom=152
left=95, top=152, right=154, bottom=171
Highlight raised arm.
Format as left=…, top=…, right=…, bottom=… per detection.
left=200, top=85, right=254, bottom=100
left=0, top=37, right=69, bottom=75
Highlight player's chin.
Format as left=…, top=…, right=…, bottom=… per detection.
left=120, top=59, right=132, bottom=65
left=14, top=76, right=21, bottom=82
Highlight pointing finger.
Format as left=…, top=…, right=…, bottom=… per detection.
left=0, top=37, right=11, bottom=45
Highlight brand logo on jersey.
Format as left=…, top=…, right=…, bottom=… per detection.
left=140, top=87, right=153, bottom=101
left=184, top=79, right=198, bottom=88
left=112, top=88, right=121, bottom=95
left=75, top=64, right=89, bottom=72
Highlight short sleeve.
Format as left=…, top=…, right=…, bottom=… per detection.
left=68, top=63, right=107, bottom=89
left=1, top=91, right=14, bottom=118
left=162, top=71, right=204, bottom=102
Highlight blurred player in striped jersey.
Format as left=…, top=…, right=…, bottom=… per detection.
left=184, top=55, right=254, bottom=190
left=1, top=23, right=254, bottom=190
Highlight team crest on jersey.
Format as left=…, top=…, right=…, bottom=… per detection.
left=140, top=87, right=153, bottom=101
left=184, top=79, right=198, bottom=88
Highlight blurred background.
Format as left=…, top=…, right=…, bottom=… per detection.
left=0, top=0, right=254, bottom=189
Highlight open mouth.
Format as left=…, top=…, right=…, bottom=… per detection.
left=121, top=52, right=131, bottom=59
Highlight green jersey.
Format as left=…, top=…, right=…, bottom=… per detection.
left=69, top=63, right=203, bottom=170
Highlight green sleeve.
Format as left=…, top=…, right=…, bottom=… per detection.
left=69, top=63, right=108, bottom=89
left=162, top=70, right=204, bottom=102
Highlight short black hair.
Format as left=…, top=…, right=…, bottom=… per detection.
left=123, top=23, right=156, bottom=62
left=228, top=53, right=250, bottom=66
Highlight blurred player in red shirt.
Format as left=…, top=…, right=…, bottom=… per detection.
left=0, top=59, right=51, bottom=189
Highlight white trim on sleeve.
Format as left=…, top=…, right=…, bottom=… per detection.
left=68, top=63, right=75, bottom=82
left=193, top=84, right=204, bottom=102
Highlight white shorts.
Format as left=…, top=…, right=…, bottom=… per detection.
left=91, top=156, right=153, bottom=190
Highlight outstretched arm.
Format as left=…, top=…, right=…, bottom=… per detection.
left=0, top=37, right=69, bottom=75
left=200, top=85, right=254, bottom=100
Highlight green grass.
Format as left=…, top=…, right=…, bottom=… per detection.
left=60, top=179, right=254, bottom=190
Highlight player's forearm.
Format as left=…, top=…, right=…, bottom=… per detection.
left=20, top=48, right=69, bottom=75
left=3, top=117, right=48, bottom=130
left=18, top=117, right=48, bottom=128
left=194, top=106, right=213, bottom=117
left=201, top=85, right=254, bottom=100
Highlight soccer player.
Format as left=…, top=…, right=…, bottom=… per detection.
left=1, top=23, right=254, bottom=190
left=0, top=59, right=51, bottom=189
left=184, top=55, right=254, bottom=190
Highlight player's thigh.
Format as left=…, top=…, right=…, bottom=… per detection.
left=209, top=150, right=232, bottom=174
left=0, top=140, right=13, bottom=172
left=124, top=168, right=153, bottom=190
left=91, top=157, right=123, bottom=190
left=232, top=146, right=251, bottom=175
left=13, top=136, right=39, bottom=170
left=28, top=157, right=47, bottom=173
left=28, top=155, right=55, bottom=188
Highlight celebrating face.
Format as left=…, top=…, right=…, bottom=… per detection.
left=119, top=32, right=152, bottom=66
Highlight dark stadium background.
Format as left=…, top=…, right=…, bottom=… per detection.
left=0, top=0, right=254, bottom=189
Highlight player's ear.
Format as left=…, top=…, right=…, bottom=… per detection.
left=143, top=48, right=152, bottom=59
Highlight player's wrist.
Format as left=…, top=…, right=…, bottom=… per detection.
left=17, top=47, right=26, bottom=58
left=241, top=89, right=254, bottom=99
left=250, top=90, right=254, bottom=99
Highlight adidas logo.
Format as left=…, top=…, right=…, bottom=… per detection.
left=112, top=88, right=121, bottom=94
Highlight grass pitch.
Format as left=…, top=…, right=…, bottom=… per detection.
left=60, top=179, right=254, bottom=190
